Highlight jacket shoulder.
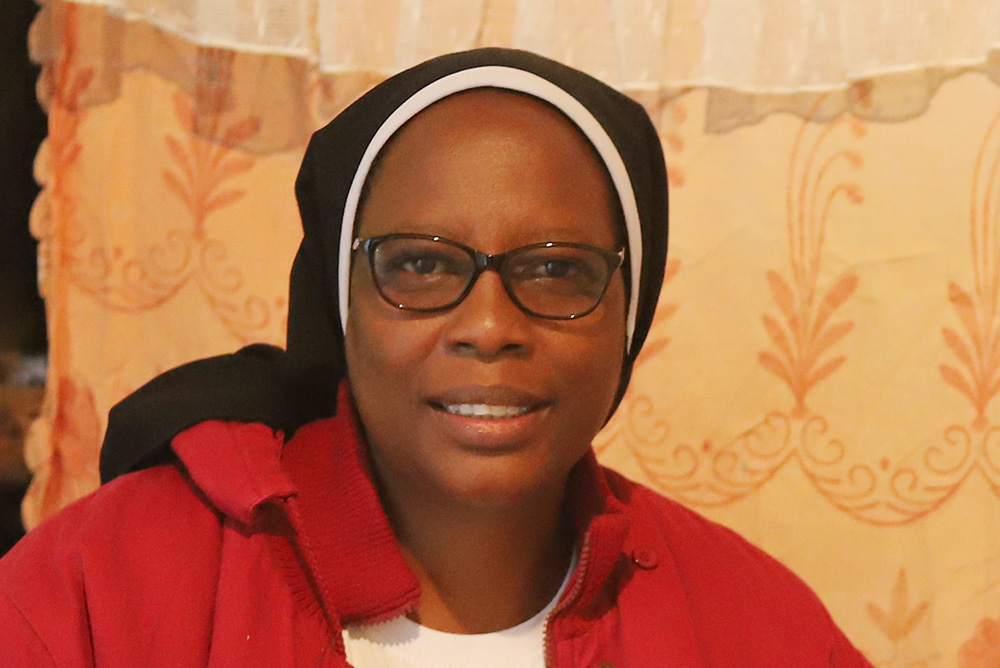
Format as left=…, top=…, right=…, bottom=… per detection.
left=0, top=465, right=224, bottom=665
left=602, top=467, right=870, bottom=664
left=3, top=463, right=220, bottom=574
left=604, top=467, right=820, bottom=599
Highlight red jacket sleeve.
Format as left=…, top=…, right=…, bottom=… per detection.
left=0, top=588, right=66, bottom=667
left=0, top=496, right=97, bottom=668
left=0, top=465, right=223, bottom=667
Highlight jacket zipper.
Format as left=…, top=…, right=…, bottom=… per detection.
left=543, top=533, right=593, bottom=668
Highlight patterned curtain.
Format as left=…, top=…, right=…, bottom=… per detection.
left=25, top=0, right=1000, bottom=663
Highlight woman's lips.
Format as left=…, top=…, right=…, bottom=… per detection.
left=441, top=403, right=529, bottom=418
left=425, top=386, right=552, bottom=450
left=427, top=385, right=549, bottom=415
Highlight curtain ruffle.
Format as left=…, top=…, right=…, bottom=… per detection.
left=32, top=0, right=1000, bottom=142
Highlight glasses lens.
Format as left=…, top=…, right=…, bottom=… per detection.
left=371, top=237, right=473, bottom=309
left=504, top=245, right=614, bottom=317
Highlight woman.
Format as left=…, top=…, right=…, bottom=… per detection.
left=0, top=48, right=872, bottom=667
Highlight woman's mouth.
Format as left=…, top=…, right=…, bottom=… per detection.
left=428, top=385, right=549, bottom=416
left=424, top=387, right=552, bottom=451
left=441, top=404, right=530, bottom=419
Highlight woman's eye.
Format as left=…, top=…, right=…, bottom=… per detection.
left=386, top=251, right=466, bottom=278
left=538, top=260, right=574, bottom=278
left=520, top=257, right=586, bottom=280
left=401, top=256, right=444, bottom=275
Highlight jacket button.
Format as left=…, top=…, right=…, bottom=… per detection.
left=599, top=664, right=615, bottom=668
left=631, top=546, right=658, bottom=570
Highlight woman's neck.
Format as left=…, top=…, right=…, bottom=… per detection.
left=380, top=480, right=574, bottom=634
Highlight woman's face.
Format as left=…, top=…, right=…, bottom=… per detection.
left=344, top=90, right=626, bottom=510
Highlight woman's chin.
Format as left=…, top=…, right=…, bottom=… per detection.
left=408, top=453, right=569, bottom=512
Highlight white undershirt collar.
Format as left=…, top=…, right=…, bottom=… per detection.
left=342, top=549, right=578, bottom=668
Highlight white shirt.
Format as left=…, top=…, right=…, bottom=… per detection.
left=342, top=552, right=577, bottom=668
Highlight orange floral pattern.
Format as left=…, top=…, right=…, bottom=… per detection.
left=760, top=105, right=864, bottom=417
left=866, top=569, right=930, bottom=666
left=23, top=2, right=103, bottom=528
left=591, top=101, right=1000, bottom=529
left=25, top=4, right=294, bottom=526
left=942, top=108, right=1000, bottom=430
left=600, top=108, right=878, bottom=516
left=62, top=90, right=275, bottom=343
left=960, top=618, right=1000, bottom=668
left=22, top=377, right=100, bottom=529
left=594, top=257, right=680, bottom=457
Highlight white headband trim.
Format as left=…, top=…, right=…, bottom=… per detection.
left=338, top=66, right=642, bottom=350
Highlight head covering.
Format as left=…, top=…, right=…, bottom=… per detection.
left=99, top=48, right=669, bottom=483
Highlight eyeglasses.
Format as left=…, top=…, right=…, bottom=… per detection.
left=352, top=234, right=625, bottom=320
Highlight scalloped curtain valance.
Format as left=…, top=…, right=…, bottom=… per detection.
left=55, top=0, right=1000, bottom=87
left=37, top=0, right=1000, bottom=131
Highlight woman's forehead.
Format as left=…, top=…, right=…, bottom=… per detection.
left=390, top=89, right=586, bottom=142
left=362, top=90, right=604, bottom=184
left=356, top=90, right=620, bottom=241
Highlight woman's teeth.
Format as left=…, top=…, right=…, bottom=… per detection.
left=444, top=403, right=529, bottom=418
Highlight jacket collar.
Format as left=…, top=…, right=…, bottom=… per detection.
left=280, top=386, right=420, bottom=625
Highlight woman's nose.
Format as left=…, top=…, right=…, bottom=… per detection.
left=443, top=270, right=531, bottom=359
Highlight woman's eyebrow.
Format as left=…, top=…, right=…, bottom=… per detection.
left=368, top=226, right=614, bottom=247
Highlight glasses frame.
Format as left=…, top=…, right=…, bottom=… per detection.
left=352, top=233, right=626, bottom=320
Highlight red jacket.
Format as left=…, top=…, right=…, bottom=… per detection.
left=0, top=387, right=872, bottom=667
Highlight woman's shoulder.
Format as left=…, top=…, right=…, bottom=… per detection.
left=1, top=463, right=221, bottom=580
left=4, top=414, right=300, bottom=575
left=599, top=466, right=862, bottom=654
left=603, top=465, right=806, bottom=580
left=0, top=444, right=266, bottom=667
left=1, top=415, right=316, bottom=588
left=597, top=467, right=872, bottom=663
